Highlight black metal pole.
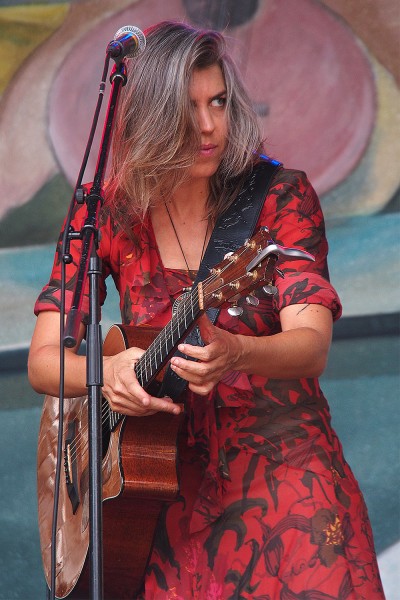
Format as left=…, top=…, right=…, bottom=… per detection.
left=87, top=252, right=104, bottom=600
left=63, top=61, right=128, bottom=600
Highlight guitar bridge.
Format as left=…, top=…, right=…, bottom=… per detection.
left=64, top=419, right=80, bottom=514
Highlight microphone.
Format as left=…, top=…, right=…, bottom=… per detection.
left=107, top=25, right=146, bottom=60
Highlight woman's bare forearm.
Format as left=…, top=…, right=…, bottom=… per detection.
left=28, top=343, right=88, bottom=397
left=234, top=326, right=330, bottom=379
left=28, top=311, right=88, bottom=397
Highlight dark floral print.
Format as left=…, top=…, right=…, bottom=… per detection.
left=35, top=169, right=384, bottom=599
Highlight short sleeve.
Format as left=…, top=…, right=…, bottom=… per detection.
left=34, top=201, right=112, bottom=323
left=258, top=168, right=342, bottom=321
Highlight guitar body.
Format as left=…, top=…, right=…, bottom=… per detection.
left=37, top=324, right=184, bottom=599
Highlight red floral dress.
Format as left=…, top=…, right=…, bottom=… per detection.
left=35, top=169, right=384, bottom=599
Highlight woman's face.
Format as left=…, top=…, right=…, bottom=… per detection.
left=187, top=64, right=228, bottom=182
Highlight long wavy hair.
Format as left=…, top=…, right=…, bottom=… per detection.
left=105, top=20, right=264, bottom=235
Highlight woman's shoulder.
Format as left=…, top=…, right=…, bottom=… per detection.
left=257, top=163, right=324, bottom=232
left=270, top=165, right=313, bottom=191
left=265, top=165, right=320, bottom=213
left=253, top=156, right=313, bottom=196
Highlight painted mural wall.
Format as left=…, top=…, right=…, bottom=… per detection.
left=0, top=0, right=399, bottom=332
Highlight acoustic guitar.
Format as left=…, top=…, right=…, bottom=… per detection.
left=37, top=227, right=313, bottom=599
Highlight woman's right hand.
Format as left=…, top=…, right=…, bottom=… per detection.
left=28, top=312, right=181, bottom=417
left=102, top=347, right=182, bottom=417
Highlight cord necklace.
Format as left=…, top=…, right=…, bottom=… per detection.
left=164, top=202, right=209, bottom=278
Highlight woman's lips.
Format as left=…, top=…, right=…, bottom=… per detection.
left=199, top=144, right=217, bottom=156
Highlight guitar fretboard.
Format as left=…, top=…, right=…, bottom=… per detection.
left=135, top=287, right=201, bottom=388
left=104, top=286, right=202, bottom=434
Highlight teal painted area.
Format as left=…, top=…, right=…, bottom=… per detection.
left=326, top=213, right=400, bottom=317
left=0, top=175, right=72, bottom=249
left=327, top=212, right=400, bottom=272
left=321, top=337, right=400, bottom=553
left=0, top=407, right=43, bottom=599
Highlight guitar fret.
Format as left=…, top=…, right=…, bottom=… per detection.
left=165, top=325, right=171, bottom=353
left=136, top=363, right=144, bottom=388
left=134, top=358, right=144, bottom=386
left=144, top=353, right=150, bottom=383
left=190, top=297, right=195, bottom=320
left=167, top=320, right=175, bottom=347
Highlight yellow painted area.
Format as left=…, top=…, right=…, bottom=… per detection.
left=0, top=4, right=69, bottom=93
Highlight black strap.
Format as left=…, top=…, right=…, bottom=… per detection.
left=159, top=156, right=281, bottom=399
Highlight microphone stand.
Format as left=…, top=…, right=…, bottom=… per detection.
left=63, top=59, right=128, bottom=600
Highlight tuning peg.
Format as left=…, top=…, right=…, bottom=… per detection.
left=246, top=295, right=259, bottom=306
left=228, top=305, right=244, bottom=317
left=263, top=285, right=278, bottom=296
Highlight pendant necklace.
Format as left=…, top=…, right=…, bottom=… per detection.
left=164, top=202, right=209, bottom=279
left=165, top=202, right=209, bottom=315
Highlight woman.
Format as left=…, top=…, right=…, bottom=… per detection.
left=28, top=21, right=384, bottom=600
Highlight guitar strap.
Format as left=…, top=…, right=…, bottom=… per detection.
left=159, top=156, right=282, bottom=400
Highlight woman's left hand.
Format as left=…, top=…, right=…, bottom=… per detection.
left=169, top=303, right=333, bottom=395
left=169, top=314, right=242, bottom=395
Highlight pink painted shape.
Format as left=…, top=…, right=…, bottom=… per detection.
left=239, top=0, right=376, bottom=194
left=48, top=0, right=375, bottom=195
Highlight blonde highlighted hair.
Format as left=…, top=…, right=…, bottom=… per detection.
left=106, top=20, right=263, bottom=233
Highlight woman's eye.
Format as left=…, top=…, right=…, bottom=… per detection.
left=211, top=96, right=226, bottom=107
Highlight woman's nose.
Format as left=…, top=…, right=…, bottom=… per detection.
left=197, top=107, right=215, bottom=134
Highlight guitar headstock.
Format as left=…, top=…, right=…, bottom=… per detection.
left=200, top=227, right=314, bottom=310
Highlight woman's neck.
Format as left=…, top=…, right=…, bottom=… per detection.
left=150, top=177, right=212, bottom=272
left=167, top=177, right=210, bottom=222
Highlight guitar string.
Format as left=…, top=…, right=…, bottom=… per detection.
left=65, top=234, right=270, bottom=463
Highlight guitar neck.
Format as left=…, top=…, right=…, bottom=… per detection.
left=134, top=285, right=202, bottom=389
